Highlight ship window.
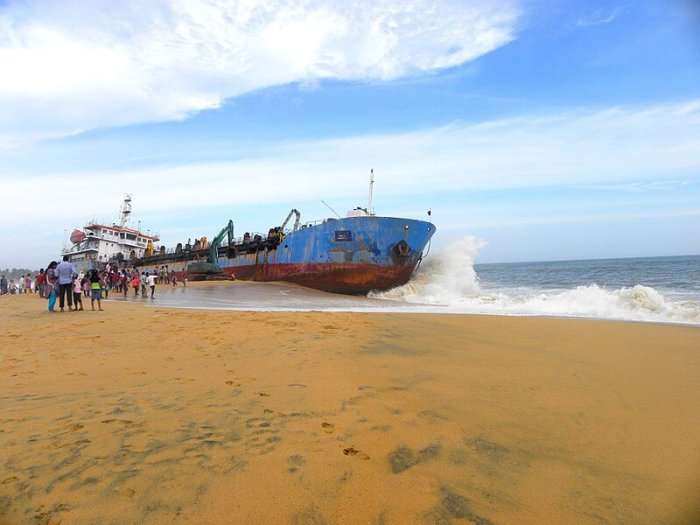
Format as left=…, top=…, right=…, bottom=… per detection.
left=334, top=230, right=353, bottom=242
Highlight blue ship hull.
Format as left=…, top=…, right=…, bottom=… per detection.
left=141, top=216, right=436, bottom=294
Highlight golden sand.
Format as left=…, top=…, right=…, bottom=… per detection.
left=1, top=294, right=699, bottom=524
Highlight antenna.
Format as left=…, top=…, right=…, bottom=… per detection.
left=368, top=169, right=375, bottom=216
left=321, top=200, right=341, bottom=219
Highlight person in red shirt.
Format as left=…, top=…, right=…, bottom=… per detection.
left=131, top=272, right=141, bottom=297
left=36, top=269, right=46, bottom=297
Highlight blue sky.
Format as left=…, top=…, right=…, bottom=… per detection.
left=0, top=0, right=699, bottom=267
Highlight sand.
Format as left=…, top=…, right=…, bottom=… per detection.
left=1, top=293, right=699, bottom=525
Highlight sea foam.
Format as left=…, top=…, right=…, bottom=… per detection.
left=371, top=237, right=700, bottom=325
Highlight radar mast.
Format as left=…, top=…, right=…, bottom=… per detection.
left=119, top=194, right=132, bottom=227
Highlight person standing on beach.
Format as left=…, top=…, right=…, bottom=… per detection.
left=147, top=272, right=156, bottom=299
left=72, top=273, right=83, bottom=311
left=89, top=270, right=103, bottom=311
left=55, top=256, right=75, bottom=312
left=131, top=271, right=140, bottom=297
left=36, top=269, right=45, bottom=297
left=0, top=275, right=7, bottom=295
left=140, top=271, right=147, bottom=297
left=45, top=261, right=58, bottom=312
left=24, top=274, right=32, bottom=294
left=81, top=274, right=90, bottom=297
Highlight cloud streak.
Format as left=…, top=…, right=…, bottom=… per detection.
left=576, top=7, right=622, bottom=27
left=1, top=98, right=698, bottom=227
left=0, top=0, right=520, bottom=147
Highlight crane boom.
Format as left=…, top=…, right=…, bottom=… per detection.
left=280, top=209, right=301, bottom=232
left=208, top=220, right=234, bottom=265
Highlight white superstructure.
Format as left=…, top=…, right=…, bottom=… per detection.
left=63, top=195, right=159, bottom=268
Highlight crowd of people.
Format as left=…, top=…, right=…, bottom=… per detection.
left=1, top=256, right=187, bottom=312
left=0, top=273, right=35, bottom=295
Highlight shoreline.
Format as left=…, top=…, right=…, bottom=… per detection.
left=2, top=295, right=699, bottom=524
left=136, top=302, right=700, bottom=328
left=92, top=279, right=700, bottom=329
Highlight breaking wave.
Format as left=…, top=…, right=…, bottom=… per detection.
left=372, top=236, right=700, bottom=325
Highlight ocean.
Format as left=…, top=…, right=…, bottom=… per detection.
left=373, top=237, right=700, bottom=325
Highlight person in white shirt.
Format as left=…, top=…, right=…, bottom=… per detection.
left=146, top=272, right=157, bottom=299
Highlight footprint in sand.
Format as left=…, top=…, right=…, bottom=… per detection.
left=343, top=447, right=370, bottom=460
left=287, top=454, right=305, bottom=473
left=245, top=417, right=281, bottom=455
left=321, top=422, right=335, bottom=433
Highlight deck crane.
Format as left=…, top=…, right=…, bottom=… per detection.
left=280, top=209, right=301, bottom=232
left=208, top=219, right=234, bottom=267
left=186, top=219, right=234, bottom=278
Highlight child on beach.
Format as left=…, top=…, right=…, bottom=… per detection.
left=89, top=270, right=103, bottom=311
left=72, top=274, right=83, bottom=311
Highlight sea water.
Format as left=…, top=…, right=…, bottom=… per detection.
left=373, top=237, right=700, bottom=325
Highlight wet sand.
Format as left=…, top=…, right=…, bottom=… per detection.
left=110, top=280, right=403, bottom=311
left=1, top=293, right=699, bottom=525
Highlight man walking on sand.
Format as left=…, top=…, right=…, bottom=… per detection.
left=147, top=272, right=157, bottom=299
left=55, top=255, right=76, bottom=312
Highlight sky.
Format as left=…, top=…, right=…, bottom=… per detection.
left=1, top=0, right=699, bottom=268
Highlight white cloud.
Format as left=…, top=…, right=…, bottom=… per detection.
left=1, top=98, right=699, bottom=249
left=0, top=0, right=520, bottom=147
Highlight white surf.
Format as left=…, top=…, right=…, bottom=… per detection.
left=371, top=237, right=700, bottom=325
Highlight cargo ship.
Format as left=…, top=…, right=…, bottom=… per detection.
left=64, top=182, right=436, bottom=295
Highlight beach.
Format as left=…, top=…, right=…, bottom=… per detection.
left=1, top=293, right=699, bottom=525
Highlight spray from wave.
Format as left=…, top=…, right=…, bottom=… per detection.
left=374, top=235, right=484, bottom=303
left=372, top=236, right=700, bottom=325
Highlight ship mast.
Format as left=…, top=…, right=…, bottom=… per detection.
left=119, top=194, right=132, bottom=227
left=368, top=169, right=375, bottom=216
